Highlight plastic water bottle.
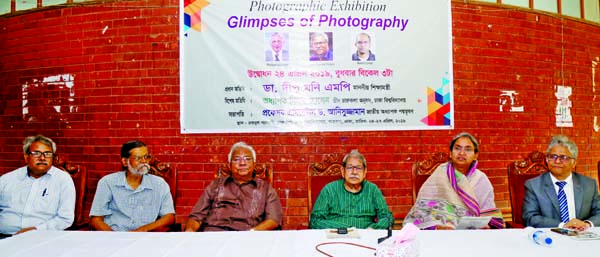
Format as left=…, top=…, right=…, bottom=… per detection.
left=525, top=227, right=553, bottom=247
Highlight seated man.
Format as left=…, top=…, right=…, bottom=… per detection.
left=522, top=135, right=600, bottom=230
left=404, top=132, right=504, bottom=229
left=0, top=135, right=75, bottom=238
left=184, top=142, right=282, bottom=231
left=89, top=140, right=175, bottom=231
left=309, top=149, right=393, bottom=229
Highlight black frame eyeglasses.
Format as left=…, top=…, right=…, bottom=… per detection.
left=345, top=166, right=365, bottom=172
left=132, top=155, right=152, bottom=162
left=28, top=151, right=54, bottom=158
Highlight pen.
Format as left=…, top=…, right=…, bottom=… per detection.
left=42, top=188, right=47, bottom=197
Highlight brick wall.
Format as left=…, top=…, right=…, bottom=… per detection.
left=1, top=0, right=599, bottom=229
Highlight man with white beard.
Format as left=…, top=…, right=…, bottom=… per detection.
left=89, top=140, right=175, bottom=231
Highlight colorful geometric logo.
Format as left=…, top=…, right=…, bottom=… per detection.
left=421, top=73, right=451, bottom=126
left=183, top=0, right=210, bottom=33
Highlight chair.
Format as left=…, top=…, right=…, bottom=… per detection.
left=148, top=157, right=177, bottom=204
left=147, top=157, right=178, bottom=232
left=507, top=151, right=548, bottom=228
left=54, top=156, right=88, bottom=230
left=410, top=152, right=449, bottom=202
left=307, top=153, right=344, bottom=213
left=216, top=162, right=273, bottom=183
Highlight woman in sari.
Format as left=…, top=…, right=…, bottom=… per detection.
left=404, top=132, right=504, bottom=229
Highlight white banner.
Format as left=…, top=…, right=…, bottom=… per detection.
left=181, top=0, right=454, bottom=133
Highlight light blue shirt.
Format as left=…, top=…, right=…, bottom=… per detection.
left=89, top=171, right=174, bottom=231
left=0, top=166, right=76, bottom=234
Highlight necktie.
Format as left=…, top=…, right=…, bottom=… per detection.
left=275, top=54, right=280, bottom=61
left=556, top=181, right=570, bottom=223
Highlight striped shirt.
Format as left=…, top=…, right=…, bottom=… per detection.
left=89, top=171, right=174, bottom=231
left=310, top=179, right=393, bottom=229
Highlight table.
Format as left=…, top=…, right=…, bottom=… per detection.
left=1, top=228, right=599, bottom=257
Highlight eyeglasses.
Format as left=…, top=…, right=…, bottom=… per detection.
left=452, top=146, right=474, bottom=153
left=132, top=155, right=152, bottom=162
left=232, top=156, right=253, bottom=163
left=547, top=154, right=574, bottom=162
left=28, top=151, right=54, bottom=158
left=345, top=165, right=365, bottom=172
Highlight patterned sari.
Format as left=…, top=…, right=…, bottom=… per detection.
left=404, top=161, right=504, bottom=229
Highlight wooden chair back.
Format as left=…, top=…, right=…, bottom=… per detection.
left=508, top=151, right=548, bottom=227
left=307, top=153, right=344, bottom=213
left=148, top=157, right=177, bottom=205
left=411, top=152, right=449, bottom=202
left=147, top=157, right=179, bottom=232
left=54, top=156, right=87, bottom=229
left=216, top=162, right=273, bottom=184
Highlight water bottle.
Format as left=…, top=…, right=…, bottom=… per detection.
left=525, top=227, right=553, bottom=247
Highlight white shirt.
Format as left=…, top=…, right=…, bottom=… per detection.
left=549, top=173, right=576, bottom=227
left=0, top=166, right=75, bottom=234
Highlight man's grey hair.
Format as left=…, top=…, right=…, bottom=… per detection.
left=546, top=135, right=578, bottom=159
left=355, top=32, right=371, bottom=43
left=343, top=149, right=367, bottom=169
left=228, top=141, right=257, bottom=162
left=311, top=32, right=329, bottom=44
left=23, top=135, right=56, bottom=154
left=271, top=32, right=283, bottom=40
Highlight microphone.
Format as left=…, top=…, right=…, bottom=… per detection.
left=377, top=212, right=393, bottom=244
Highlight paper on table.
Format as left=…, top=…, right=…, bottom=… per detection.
left=572, top=231, right=600, bottom=241
left=456, top=216, right=491, bottom=229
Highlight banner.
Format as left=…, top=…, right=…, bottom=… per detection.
left=181, top=0, right=453, bottom=133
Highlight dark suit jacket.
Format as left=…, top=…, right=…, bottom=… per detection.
left=265, top=50, right=289, bottom=62
left=351, top=51, right=376, bottom=61
left=522, top=172, right=600, bottom=227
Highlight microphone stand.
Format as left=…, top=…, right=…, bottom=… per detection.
left=377, top=214, right=393, bottom=244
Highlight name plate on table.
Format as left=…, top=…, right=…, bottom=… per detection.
left=326, top=228, right=361, bottom=239
left=456, top=216, right=491, bottom=229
